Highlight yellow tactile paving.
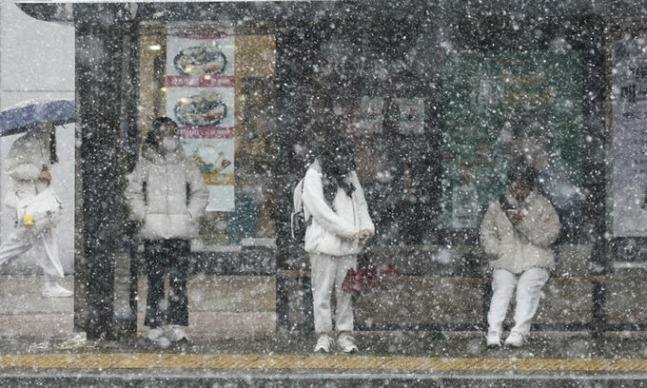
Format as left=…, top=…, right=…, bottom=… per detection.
left=1, top=353, right=647, bottom=373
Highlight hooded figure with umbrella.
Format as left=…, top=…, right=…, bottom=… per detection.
left=0, top=99, right=74, bottom=298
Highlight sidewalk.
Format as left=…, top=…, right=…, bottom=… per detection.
left=2, top=275, right=647, bottom=387
left=0, top=274, right=646, bottom=359
left=0, top=274, right=74, bottom=339
left=1, top=330, right=647, bottom=387
left=0, top=274, right=276, bottom=340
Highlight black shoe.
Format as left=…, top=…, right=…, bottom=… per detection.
left=171, top=337, right=191, bottom=351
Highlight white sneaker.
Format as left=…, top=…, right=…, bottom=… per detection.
left=504, top=331, right=525, bottom=347
left=170, top=325, right=188, bottom=343
left=314, top=334, right=333, bottom=353
left=146, top=327, right=171, bottom=349
left=486, top=332, right=501, bottom=347
left=337, top=333, right=358, bottom=353
left=156, top=336, right=171, bottom=349
left=42, top=283, right=73, bottom=298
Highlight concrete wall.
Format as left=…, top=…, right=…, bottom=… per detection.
left=0, top=3, right=75, bottom=274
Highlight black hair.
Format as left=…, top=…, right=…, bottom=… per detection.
left=145, top=116, right=178, bottom=152
left=319, top=135, right=356, bottom=203
left=507, top=160, right=538, bottom=187
left=320, top=135, right=356, bottom=174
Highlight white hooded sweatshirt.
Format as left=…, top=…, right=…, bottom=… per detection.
left=480, top=190, right=561, bottom=274
left=125, top=146, right=208, bottom=240
left=4, top=129, right=52, bottom=209
left=302, top=161, right=374, bottom=257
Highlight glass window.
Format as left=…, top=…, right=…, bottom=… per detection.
left=441, top=50, right=585, bottom=243
left=138, top=22, right=277, bottom=247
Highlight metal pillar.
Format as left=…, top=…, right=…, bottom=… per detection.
left=74, top=4, right=131, bottom=340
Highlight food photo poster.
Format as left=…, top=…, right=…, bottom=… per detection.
left=166, top=23, right=236, bottom=212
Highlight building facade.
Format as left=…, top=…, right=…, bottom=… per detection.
left=0, top=2, right=75, bottom=274
left=15, top=0, right=647, bottom=338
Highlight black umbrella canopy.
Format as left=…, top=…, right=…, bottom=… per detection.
left=0, top=99, right=76, bottom=164
left=0, top=99, right=75, bottom=137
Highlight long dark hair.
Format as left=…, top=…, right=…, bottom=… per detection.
left=319, top=135, right=356, bottom=203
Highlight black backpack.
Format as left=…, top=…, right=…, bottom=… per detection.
left=291, top=177, right=310, bottom=243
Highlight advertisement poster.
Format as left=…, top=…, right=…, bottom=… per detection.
left=166, top=23, right=236, bottom=212
left=611, top=38, right=647, bottom=237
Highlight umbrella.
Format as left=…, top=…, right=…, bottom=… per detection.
left=0, top=99, right=75, bottom=137
left=0, top=99, right=76, bottom=164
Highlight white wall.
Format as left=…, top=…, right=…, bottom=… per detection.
left=0, top=3, right=75, bottom=273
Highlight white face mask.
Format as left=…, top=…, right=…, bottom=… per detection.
left=161, top=137, right=179, bottom=152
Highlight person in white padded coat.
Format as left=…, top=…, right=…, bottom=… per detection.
left=302, top=135, right=374, bottom=354
left=125, top=117, right=208, bottom=349
left=480, top=161, right=561, bottom=348
left=0, top=123, right=72, bottom=298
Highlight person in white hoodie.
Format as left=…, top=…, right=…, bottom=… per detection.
left=302, top=135, right=375, bottom=353
left=0, top=123, right=72, bottom=298
left=480, top=161, right=561, bottom=348
left=125, top=117, right=208, bottom=349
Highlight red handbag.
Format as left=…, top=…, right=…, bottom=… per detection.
left=342, top=263, right=400, bottom=294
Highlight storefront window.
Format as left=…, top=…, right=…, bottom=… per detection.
left=277, top=23, right=443, bottom=247
left=138, top=22, right=276, bottom=246
left=441, top=50, right=586, bottom=242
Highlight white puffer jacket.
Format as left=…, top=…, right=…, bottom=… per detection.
left=125, top=147, right=208, bottom=240
left=4, top=131, right=51, bottom=209
left=302, top=161, right=374, bottom=256
left=480, top=190, right=561, bottom=274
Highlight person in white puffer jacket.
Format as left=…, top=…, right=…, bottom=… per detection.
left=302, top=135, right=374, bottom=354
left=480, top=161, right=561, bottom=348
left=0, top=123, right=72, bottom=298
left=125, top=117, right=208, bottom=349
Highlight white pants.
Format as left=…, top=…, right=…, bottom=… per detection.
left=487, top=267, right=549, bottom=336
left=310, top=253, right=357, bottom=334
left=0, top=226, right=64, bottom=279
